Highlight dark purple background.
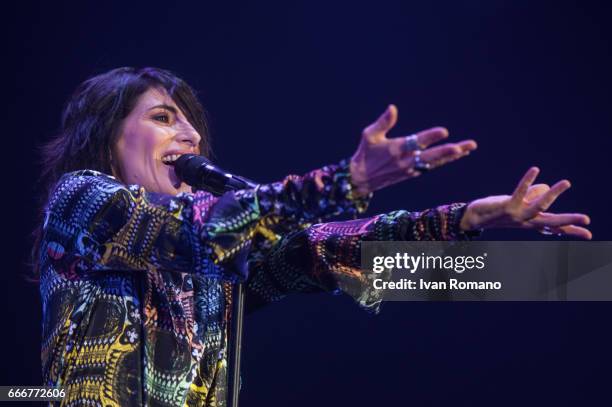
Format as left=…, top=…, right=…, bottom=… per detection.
left=5, top=1, right=612, bottom=405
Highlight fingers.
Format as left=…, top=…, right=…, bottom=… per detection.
left=529, top=212, right=592, bottom=239
left=524, top=184, right=550, bottom=202
left=420, top=143, right=468, bottom=165
left=455, top=139, right=478, bottom=153
left=539, top=225, right=593, bottom=240
left=400, top=127, right=477, bottom=153
left=558, top=225, right=593, bottom=240
left=529, top=212, right=591, bottom=227
left=362, top=105, right=398, bottom=142
left=523, top=179, right=571, bottom=218
left=396, top=139, right=477, bottom=170
left=511, top=167, right=540, bottom=205
left=411, top=127, right=449, bottom=150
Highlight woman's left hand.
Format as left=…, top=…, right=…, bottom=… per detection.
left=459, top=167, right=592, bottom=239
left=350, top=105, right=477, bottom=196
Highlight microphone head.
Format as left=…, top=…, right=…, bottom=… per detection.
left=174, top=154, right=211, bottom=189
left=174, top=153, right=257, bottom=194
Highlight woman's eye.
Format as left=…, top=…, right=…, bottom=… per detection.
left=153, top=114, right=170, bottom=123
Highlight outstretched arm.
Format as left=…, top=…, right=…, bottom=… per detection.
left=245, top=202, right=475, bottom=314
left=245, top=167, right=592, bottom=313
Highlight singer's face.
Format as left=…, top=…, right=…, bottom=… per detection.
left=113, top=87, right=201, bottom=195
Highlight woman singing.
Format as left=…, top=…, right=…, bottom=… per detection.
left=34, top=67, right=591, bottom=406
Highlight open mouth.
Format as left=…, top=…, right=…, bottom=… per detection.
left=161, top=154, right=182, bottom=166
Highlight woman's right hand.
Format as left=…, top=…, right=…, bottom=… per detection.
left=459, top=167, right=592, bottom=239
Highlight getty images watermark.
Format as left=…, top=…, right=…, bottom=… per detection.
left=361, top=241, right=612, bottom=301
left=372, top=251, right=494, bottom=290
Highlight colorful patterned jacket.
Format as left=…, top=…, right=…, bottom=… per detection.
left=40, top=159, right=473, bottom=406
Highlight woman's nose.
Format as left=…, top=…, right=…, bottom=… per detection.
left=176, top=125, right=201, bottom=147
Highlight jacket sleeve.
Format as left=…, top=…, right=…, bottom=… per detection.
left=41, top=159, right=370, bottom=279
left=253, top=158, right=372, bottom=223
left=245, top=203, right=480, bottom=314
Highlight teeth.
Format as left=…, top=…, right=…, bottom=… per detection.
left=162, top=154, right=181, bottom=164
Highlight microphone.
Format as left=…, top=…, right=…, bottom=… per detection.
left=173, top=154, right=258, bottom=196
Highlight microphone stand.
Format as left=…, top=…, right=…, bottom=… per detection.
left=228, top=281, right=245, bottom=407
left=181, top=160, right=258, bottom=407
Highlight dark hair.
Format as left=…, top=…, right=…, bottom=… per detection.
left=29, top=67, right=212, bottom=279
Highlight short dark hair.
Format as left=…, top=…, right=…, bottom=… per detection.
left=30, top=67, right=211, bottom=278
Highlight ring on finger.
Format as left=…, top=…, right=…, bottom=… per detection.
left=413, top=150, right=432, bottom=172
left=402, top=134, right=425, bottom=153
